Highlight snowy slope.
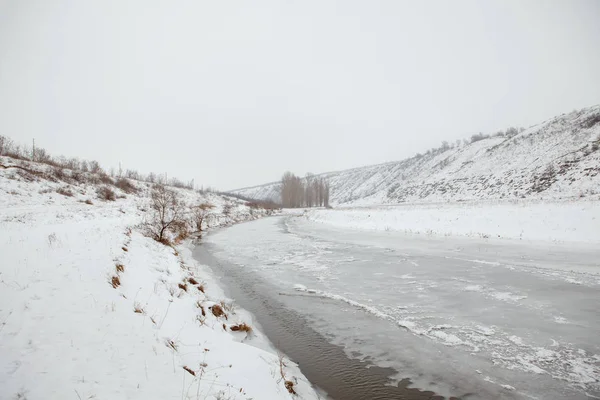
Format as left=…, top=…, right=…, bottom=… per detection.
left=0, top=159, right=319, bottom=400
left=233, top=105, right=600, bottom=205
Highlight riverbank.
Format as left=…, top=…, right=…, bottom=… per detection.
left=303, top=199, right=600, bottom=243
left=194, top=242, right=453, bottom=400
left=0, top=164, right=319, bottom=400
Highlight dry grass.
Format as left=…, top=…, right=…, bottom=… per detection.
left=84, top=199, right=93, bottom=205
left=159, top=237, right=172, bottom=246
left=285, top=381, right=296, bottom=395
left=188, top=277, right=199, bottom=285
left=210, top=304, right=226, bottom=319
left=52, top=167, right=66, bottom=180
left=133, top=302, right=144, bottom=314
left=115, top=177, right=138, bottom=194
left=197, top=284, right=205, bottom=293
left=229, top=323, right=252, bottom=333
left=56, top=186, right=74, bottom=197
left=178, top=282, right=188, bottom=292
left=279, top=353, right=296, bottom=395
left=182, top=366, right=196, bottom=376
left=165, top=339, right=178, bottom=351
left=121, top=246, right=128, bottom=252
left=110, top=275, right=121, bottom=288
left=220, top=301, right=235, bottom=314
left=96, top=186, right=116, bottom=201
left=115, top=263, right=125, bottom=273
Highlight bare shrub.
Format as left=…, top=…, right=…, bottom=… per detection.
left=115, top=263, right=125, bottom=273
left=143, top=185, right=185, bottom=243
left=115, top=177, right=138, bottom=194
left=222, top=203, right=234, bottom=218
left=71, top=170, right=86, bottom=183
left=52, top=167, right=66, bottom=181
left=172, top=220, right=190, bottom=243
left=84, top=199, right=93, bottom=205
left=98, top=173, right=113, bottom=185
left=56, top=187, right=74, bottom=197
left=190, top=202, right=214, bottom=234
left=96, top=186, right=116, bottom=201
left=89, top=160, right=102, bottom=174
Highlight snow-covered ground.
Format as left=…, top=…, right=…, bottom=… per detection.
left=204, top=215, right=600, bottom=400
left=303, top=199, right=600, bottom=244
left=0, top=159, right=319, bottom=400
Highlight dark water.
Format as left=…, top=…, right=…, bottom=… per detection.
left=194, top=244, right=453, bottom=400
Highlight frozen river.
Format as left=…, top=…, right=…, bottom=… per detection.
left=197, top=215, right=600, bottom=399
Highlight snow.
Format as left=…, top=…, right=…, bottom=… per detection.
left=303, top=199, right=600, bottom=243
left=0, top=160, right=319, bottom=400
left=233, top=105, right=600, bottom=206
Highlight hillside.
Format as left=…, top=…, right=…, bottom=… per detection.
left=232, top=105, right=600, bottom=205
left=0, top=156, right=318, bottom=400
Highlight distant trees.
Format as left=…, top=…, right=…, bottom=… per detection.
left=280, top=171, right=330, bottom=208
left=470, top=132, right=490, bottom=143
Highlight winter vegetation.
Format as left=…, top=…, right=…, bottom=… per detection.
left=0, top=134, right=197, bottom=189
left=280, top=172, right=330, bottom=208
left=233, top=105, right=600, bottom=206
left=0, top=147, right=322, bottom=400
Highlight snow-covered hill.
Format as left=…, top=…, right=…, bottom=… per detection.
left=233, top=105, right=600, bottom=206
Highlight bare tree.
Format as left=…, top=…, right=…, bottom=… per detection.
left=190, top=202, right=214, bottom=235
left=0, top=135, right=13, bottom=156
left=89, top=160, right=102, bottom=174
left=145, top=185, right=185, bottom=243
left=280, top=172, right=330, bottom=208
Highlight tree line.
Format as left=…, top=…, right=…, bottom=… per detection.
left=0, top=134, right=196, bottom=190
left=280, top=171, right=330, bottom=208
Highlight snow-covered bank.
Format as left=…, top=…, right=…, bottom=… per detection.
left=304, top=200, right=600, bottom=243
left=0, top=160, right=318, bottom=400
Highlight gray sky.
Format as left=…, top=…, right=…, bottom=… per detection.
left=1, top=0, right=599, bottom=190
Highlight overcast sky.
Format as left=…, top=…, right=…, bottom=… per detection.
left=1, top=1, right=599, bottom=189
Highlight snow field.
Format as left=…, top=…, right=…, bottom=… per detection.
left=0, top=162, right=318, bottom=400
left=304, top=199, right=600, bottom=243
